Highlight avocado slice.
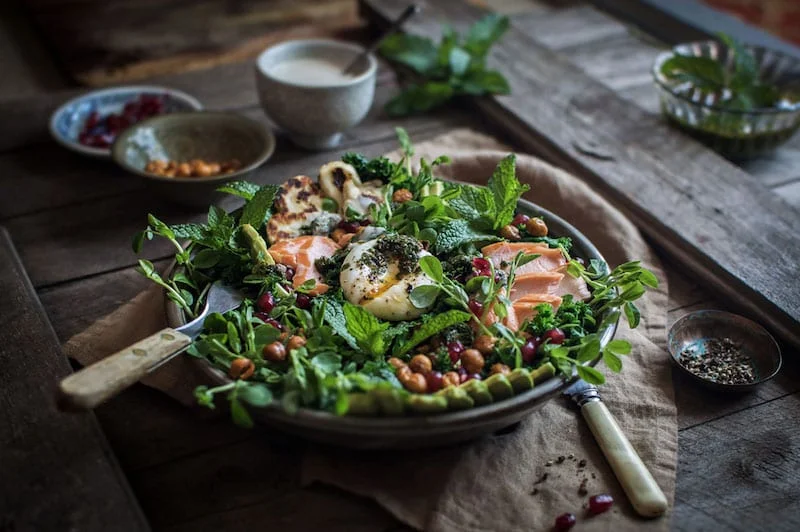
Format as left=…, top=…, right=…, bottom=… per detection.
left=241, top=224, right=274, bottom=265
left=484, top=373, right=514, bottom=400
left=508, top=368, right=534, bottom=393
left=345, top=393, right=379, bottom=416
left=371, top=387, right=406, bottom=416
left=436, top=386, right=474, bottom=410
left=460, top=379, right=493, bottom=406
left=530, top=362, right=556, bottom=384
left=406, top=394, right=449, bottom=414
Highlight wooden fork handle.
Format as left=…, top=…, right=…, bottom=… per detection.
left=58, top=328, right=191, bottom=410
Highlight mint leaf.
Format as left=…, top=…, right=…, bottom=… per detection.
left=216, top=181, right=261, bottom=200
left=459, top=69, right=510, bottom=95
left=385, top=82, right=455, bottom=117
left=343, top=301, right=389, bottom=357
left=396, top=310, right=471, bottom=355
left=317, top=297, right=358, bottom=350
left=487, top=155, right=529, bottom=228
left=448, top=184, right=496, bottom=227
left=380, top=34, right=439, bottom=75
left=449, top=47, right=471, bottom=76
left=717, top=32, right=757, bottom=86
left=170, top=223, right=206, bottom=241
left=465, top=13, right=510, bottom=58
left=240, top=185, right=279, bottom=229
left=434, top=219, right=500, bottom=254
left=661, top=55, right=726, bottom=92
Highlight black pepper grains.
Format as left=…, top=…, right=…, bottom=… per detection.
left=677, top=337, right=756, bottom=385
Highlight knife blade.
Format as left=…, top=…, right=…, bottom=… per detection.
left=58, top=282, right=243, bottom=411
left=564, top=379, right=668, bottom=517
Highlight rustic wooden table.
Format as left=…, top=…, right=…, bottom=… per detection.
left=2, top=1, right=800, bottom=531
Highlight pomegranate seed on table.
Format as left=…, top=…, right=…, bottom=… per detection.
left=554, top=512, right=576, bottom=531
left=521, top=337, right=540, bottom=363
left=425, top=371, right=444, bottom=392
left=295, top=293, right=312, bottom=310
left=256, top=292, right=275, bottom=313
left=543, top=328, right=566, bottom=345
left=588, top=494, right=614, bottom=515
left=511, top=213, right=530, bottom=227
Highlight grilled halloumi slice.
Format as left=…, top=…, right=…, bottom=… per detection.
left=342, top=178, right=384, bottom=217
left=318, top=161, right=360, bottom=211
left=266, top=175, right=324, bottom=244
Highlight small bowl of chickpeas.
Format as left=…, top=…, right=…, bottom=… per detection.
left=112, top=111, right=275, bottom=206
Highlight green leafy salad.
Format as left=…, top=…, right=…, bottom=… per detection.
left=134, top=129, right=656, bottom=428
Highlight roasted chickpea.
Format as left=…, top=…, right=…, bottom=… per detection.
left=196, top=164, right=213, bottom=177
left=491, top=363, right=511, bottom=376
left=525, top=217, right=548, bottom=237
left=229, top=358, right=255, bottom=380
left=207, top=163, right=221, bottom=175
left=263, top=341, right=287, bottom=362
left=415, top=344, right=431, bottom=354
left=177, top=163, right=192, bottom=177
left=473, top=335, right=497, bottom=355
left=500, top=224, right=521, bottom=241
left=163, top=169, right=177, bottom=178
left=396, top=365, right=412, bottom=382
left=388, top=357, right=407, bottom=369
left=402, top=372, right=428, bottom=394
left=461, top=348, right=485, bottom=374
left=392, top=188, right=413, bottom=203
left=286, top=335, right=306, bottom=351
left=409, top=354, right=432, bottom=374
left=442, top=371, right=461, bottom=388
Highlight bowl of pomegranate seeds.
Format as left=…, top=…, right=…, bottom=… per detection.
left=49, top=86, right=203, bottom=158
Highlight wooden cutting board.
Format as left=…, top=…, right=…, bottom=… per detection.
left=0, top=227, right=148, bottom=531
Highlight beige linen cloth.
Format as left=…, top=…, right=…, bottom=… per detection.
left=65, top=130, right=677, bottom=532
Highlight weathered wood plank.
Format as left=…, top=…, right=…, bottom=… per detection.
left=0, top=227, right=149, bottom=532
left=673, top=392, right=800, bottom=531
left=774, top=179, right=800, bottom=209
left=511, top=5, right=628, bottom=51
left=361, top=0, right=800, bottom=347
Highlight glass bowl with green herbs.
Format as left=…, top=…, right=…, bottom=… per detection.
left=652, top=34, right=800, bottom=159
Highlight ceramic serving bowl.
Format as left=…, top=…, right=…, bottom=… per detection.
left=667, top=310, right=782, bottom=393
left=111, top=112, right=275, bottom=207
left=50, top=85, right=202, bottom=158
left=255, top=39, right=377, bottom=150
left=165, top=196, right=619, bottom=449
left=652, top=40, right=800, bottom=159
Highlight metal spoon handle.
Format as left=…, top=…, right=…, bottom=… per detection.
left=343, top=3, right=421, bottom=75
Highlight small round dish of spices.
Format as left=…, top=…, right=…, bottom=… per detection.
left=667, top=310, right=782, bottom=392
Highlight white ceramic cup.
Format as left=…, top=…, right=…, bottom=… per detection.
left=255, top=39, right=377, bottom=150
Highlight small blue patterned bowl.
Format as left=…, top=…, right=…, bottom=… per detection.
left=49, top=86, right=203, bottom=158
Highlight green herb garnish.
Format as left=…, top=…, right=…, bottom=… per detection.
left=380, top=14, right=511, bottom=116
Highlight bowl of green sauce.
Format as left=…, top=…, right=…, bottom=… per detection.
left=652, top=36, right=800, bottom=159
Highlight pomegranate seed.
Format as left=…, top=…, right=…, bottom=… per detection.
left=554, top=513, right=576, bottom=531
left=264, top=317, right=285, bottom=331
left=466, top=373, right=482, bottom=382
left=85, top=111, right=100, bottom=129
left=471, top=257, right=491, bottom=277
left=447, top=341, right=464, bottom=364
left=468, top=299, right=484, bottom=316
left=460, top=372, right=469, bottom=383
left=256, top=292, right=275, bottom=313
left=284, top=267, right=295, bottom=281
left=511, top=213, right=530, bottom=227
left=521, top=337, right=540, bottom=363
left=588, top=494, right=614, bottom=515
left=337, top=220, right=360, bottom=233
left=295, top=293, right=312, bottom=310
left=254, top=311, right=269, bottom=321
left=543, top=328, right=566, bottom=345
left=425, top=371, right=444, bottom=393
